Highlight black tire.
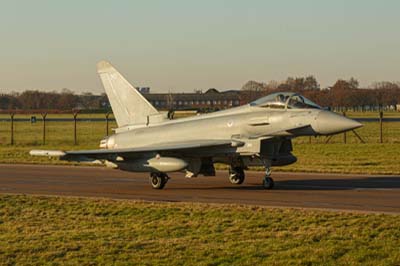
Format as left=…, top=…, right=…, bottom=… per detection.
left=150, top=173, right=168, bottom=189
left=262, top=176, right=274, bottom=189
left=229, top=167, right=245, bottom=185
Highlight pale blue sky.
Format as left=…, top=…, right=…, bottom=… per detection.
left=0, top=0, right=399, bottom=93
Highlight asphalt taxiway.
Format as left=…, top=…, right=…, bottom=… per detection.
left=0, top=164, right=399, bottom=213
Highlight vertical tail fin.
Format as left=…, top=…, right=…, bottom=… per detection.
left=97, top=61, right=159, bottom=127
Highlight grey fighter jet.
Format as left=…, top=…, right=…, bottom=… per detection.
left=30, top=61, right=362, bottom=189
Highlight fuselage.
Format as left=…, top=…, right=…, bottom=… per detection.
left=102, top=105, right=321, bottom=150
left=100, top=92, right=362, bottom=174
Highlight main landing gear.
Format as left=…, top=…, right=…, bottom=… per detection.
left=229, top=167, right=245, bottom=185
left=228, top=161, right=275, bottom=189
left=149, top=172, right=169, bottom=189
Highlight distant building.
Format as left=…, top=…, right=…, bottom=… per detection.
left=98, top=88, right=243, bottom=111
left=143, top=88, right=242, bottom=111
left=137, top=87, right=150, bottom=94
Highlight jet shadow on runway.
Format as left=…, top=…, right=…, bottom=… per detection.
left=171, top=176, right=400, bottom=191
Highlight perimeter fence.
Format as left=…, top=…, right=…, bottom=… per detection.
left=0, top=111, right=399, bottom=146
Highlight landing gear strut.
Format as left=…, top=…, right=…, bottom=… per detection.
left=149, top=172, right=169, bottom=189
left=262, top=160, right=274, bottom=189
left=229, top=167, right=245, bottom=185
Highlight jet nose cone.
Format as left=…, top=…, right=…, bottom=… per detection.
left=313, top=111, right=362, bottom=135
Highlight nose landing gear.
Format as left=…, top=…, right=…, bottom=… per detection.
left=263, top=176, right=274, bottom=189
left=262, top=160, right=274, bottom=189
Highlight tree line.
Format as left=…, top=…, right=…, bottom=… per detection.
left=241, top=77, right=400, bottom=110
left=0, top=89, right=109, bottom=111
left=1, top=77, right=399, bottom=111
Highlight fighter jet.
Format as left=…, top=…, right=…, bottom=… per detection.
left=30, top=61, right=362, bottom=189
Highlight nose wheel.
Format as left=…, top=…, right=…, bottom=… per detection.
left=262, top=176, right=274, bottom=189
left=262, top=160, right=274, bottom=189
left=229, top=167, right=245, bottom=185
left=150, top=172, right=169, bottom=189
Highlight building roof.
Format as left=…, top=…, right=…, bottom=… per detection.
left=144, top=89, right=241, bottom=101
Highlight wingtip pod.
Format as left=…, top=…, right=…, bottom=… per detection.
left=29, top=150, right=66, bottom=157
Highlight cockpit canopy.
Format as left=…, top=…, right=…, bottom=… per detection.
left=249, top=92, right=321, bottom=109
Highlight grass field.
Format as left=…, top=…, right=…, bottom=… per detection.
left=344, top=111, right=400, bottom=118
left=0, top=194, right=399, bottom=266
left=0, top=113, right=399, bottom=175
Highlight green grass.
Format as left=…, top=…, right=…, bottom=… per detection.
left=0, top=117, right=399, bottom=175
left=277, top=122, right=400, bottom=174
left=0, top=119, right=114, bottom=165
left=0, top=194, right=399, bottom=266
left=277, top=143, right=400, bottom=175
left=344, top=111, right=400, bottom=118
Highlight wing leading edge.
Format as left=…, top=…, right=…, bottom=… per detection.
left=30, top=139, right=243, bottom=161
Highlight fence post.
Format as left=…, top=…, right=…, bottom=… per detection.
left=41, top=112, right=47, bottom=145
left=342, top=111, right=347, bottom=144
left=379, top=111, right=383, bottom=143
left=10, top=113, right=15, bottom=145
left=105, top=112, right=110, bottom=136
left=73, top=111, right=79, bottom=145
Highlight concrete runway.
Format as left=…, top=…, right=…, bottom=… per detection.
left=1, top=164, right=399, bottom=213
